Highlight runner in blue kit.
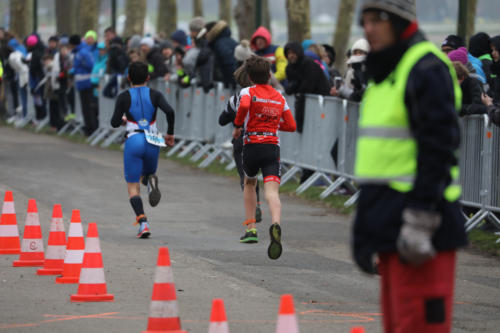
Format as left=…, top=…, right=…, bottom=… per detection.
left=111, top=62, right=175, bottom=238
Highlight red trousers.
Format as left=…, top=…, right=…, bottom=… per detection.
left=378, top=251, right=457, bottom=333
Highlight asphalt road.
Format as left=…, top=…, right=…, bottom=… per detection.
left=0, top=126, right=499, bottom=333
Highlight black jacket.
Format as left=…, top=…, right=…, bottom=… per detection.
left=460, top=76, right=487, bottom=116
left=353, top=31, right=467, bottom=266
left=284, top=42, right=330, bottom=96
left=206, top=21, right=238, bottom=89
left=490, top=35, right=500, bottom=103
left=146, top=47, right=167, bottom=80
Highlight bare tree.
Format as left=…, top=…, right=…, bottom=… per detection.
left=157, top=0, right=177, bottom=38
left=286, top=0, right=311, bottom=42
left=457, top=0, right=477, bottom=46
left=56, top=0, right=78, bottom=35
left=234, top=0, right=255, bottom=40
left=123, top=0, right=147, bottom=38
left=9, top=0, right=32, bottom=38
left=77, top=0, right=100, bottom=34
left=193, top=0, right=203, bottom=17
left=219, top=0, right=232, bottom=26
left=333, top=0, right=356, bottom=74
left=262, top=0, right=271, bottom=32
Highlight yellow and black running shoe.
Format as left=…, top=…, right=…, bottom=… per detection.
left=268, top=223, right=282, bottom=260
left=240, top=228, right=258, bottom=243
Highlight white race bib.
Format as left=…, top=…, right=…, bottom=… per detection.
left=144, top=129, right=166, bottom=147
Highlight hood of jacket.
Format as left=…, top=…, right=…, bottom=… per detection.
left=206, top=20, right=231, bottom=43
left=250, top=26, right=271, bottom=50
left=284, top=42, right=304, bottom=64
left=469, top=32, right=491, bottom=58
left=7, top=38, right=27, bottom=56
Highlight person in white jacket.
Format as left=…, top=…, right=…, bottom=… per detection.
left=7, top=38, right=29, bottom=119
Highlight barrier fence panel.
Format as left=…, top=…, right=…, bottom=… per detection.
left=459, top=115, right=485, bottom=208
left=6, top=77, right=500, bottom=233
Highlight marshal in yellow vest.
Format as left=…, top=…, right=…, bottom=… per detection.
left=355, top=41, right=462, bottom=202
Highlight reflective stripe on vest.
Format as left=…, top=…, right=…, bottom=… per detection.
left=355, top=41, right=462, bottom=202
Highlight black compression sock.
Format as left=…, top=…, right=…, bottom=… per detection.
left=130, top=195, right=145, bottom=217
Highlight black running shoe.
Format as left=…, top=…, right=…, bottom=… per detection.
left=148, top=174, right=161, bottom=207
left=240, top=228, right=258, bottom=243
left=255, top=205, right=262, bottom=223
left=268, top=223, right=282, bottom=260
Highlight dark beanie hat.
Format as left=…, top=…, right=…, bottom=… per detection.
left=442, top=34, right=465, bottom=50
left=170, top=29, right=188, bottom=47
left=469, top=32, right=491, bottom=58
left=69, top=34, right=81, bottom=46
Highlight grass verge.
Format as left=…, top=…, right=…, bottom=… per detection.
left=467, top=229, right=500, bottom=256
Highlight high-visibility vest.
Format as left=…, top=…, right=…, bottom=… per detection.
left=355, top=41, right=462, bottom=202
left=0, top=60, right=3, bottom=79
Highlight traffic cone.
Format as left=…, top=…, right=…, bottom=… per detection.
left=0, top=191, right=21, bottom=254
left=13, top=199, right=44, bottom=266
left=56, top=210, right=84, bottom=284
left=37, top=204, right=66, bottom=275
left=142, top=247, right=184, bottom=333
left=70, top=223, right=114, bottom=302
left=350, top=327, right=365, bottom=333
left=275, top=294, right=299, bottom=333
left=208, top=299, right=229, bottom=333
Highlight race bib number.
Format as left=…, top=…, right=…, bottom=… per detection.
left=144, top=129, right=166, bottom=147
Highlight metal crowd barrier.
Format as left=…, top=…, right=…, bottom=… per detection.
left=5, top=76, right=500, bottom=232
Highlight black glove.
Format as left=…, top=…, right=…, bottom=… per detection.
left=353, top=247, right=378, bottom=275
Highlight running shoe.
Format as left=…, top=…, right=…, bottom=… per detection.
left=137, top=222, right=151, bottom=238
left=255, top=204, right=262, bottom=223
left=147, top=174, right=161, bottom=207
left=268, top=223, right=282, bottom=260
left=240, top=228, right=258, bottom=243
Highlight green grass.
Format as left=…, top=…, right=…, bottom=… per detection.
left=468, top=229, right=500, bottom=257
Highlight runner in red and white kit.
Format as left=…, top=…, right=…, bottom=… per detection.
left=233, top=56, right=296, bottom=260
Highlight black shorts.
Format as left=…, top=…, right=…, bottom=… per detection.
left=242, top=144, right=281, bottom=183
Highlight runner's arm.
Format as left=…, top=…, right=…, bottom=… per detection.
left=234, top=93, right=250, bottom=128
left=151, top=90, right=175, bottom=135
left=110, top=92, right=130, bottom=128
left=279, top=109, right=296, bottom=132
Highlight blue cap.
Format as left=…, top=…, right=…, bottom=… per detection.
left=97, top=42, right=106, bottom=49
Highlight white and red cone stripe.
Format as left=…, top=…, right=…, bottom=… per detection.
left=70, top=223, right=113, bottom=302
left=13, top=199, right=44, bottom=267
left=208, top=299, right=230, bottom=333
left=56, top=210, right=84, bottom=284
left=276, top=294, right=299, bottom=333
left=38, top=204, right=66, bottom=275
left=0, top=191, right=21, bottom=254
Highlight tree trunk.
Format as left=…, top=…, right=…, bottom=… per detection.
left=157, top=0, right=177, bottom=38
left=219, top=0, right=232, bottom=26
left=193, top=0, right=203, bottom=17
left=234, top=0, right=255, bottom=41
left=457, top=0, right=477, bottom=46
left=77, top=0, right=100, bottom=35
left=9, top=0, right=32, bottom=38
left=262, top=0, right=271, bottom=32
left=123, top=0, right=147, bottom=38
left=286, top=0, right=311, bottom=43
left=56, top=0, right=78, bottom=35
left=333, top=0, right=357, bottom=75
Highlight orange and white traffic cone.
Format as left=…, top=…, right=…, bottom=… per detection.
left=70, top=223, right=114, bottom=302
left=142, top=247, right=185, bottom=333
left=0, top=191, right=21, bottom=254
left=350, top=327, right=365, bottom=333
left=13, top=199, right=44, bottom=266
left=208, top=299, right=229, bottom=333
left=275, top=294, right=299, bottom=333
left=37, top=204, right=66, bottom=275
left=56, top=209, right=84, bottom=284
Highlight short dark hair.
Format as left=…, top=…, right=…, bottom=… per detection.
left=104, top=26, right=116, bottom=34
left=69, top=34, right=81, bottom=46
left=245, top=56, right=270, bottom=84
left=128, top=61, right=149, bottom=85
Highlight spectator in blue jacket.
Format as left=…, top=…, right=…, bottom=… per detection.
left=441, top=34, right=486, bottom=85
left=84, top=30, right=99, bottom=63
left=69, top=34, right=97, bottom=136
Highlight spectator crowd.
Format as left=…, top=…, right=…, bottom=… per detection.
left=0, top=19, right=500, bottom=137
